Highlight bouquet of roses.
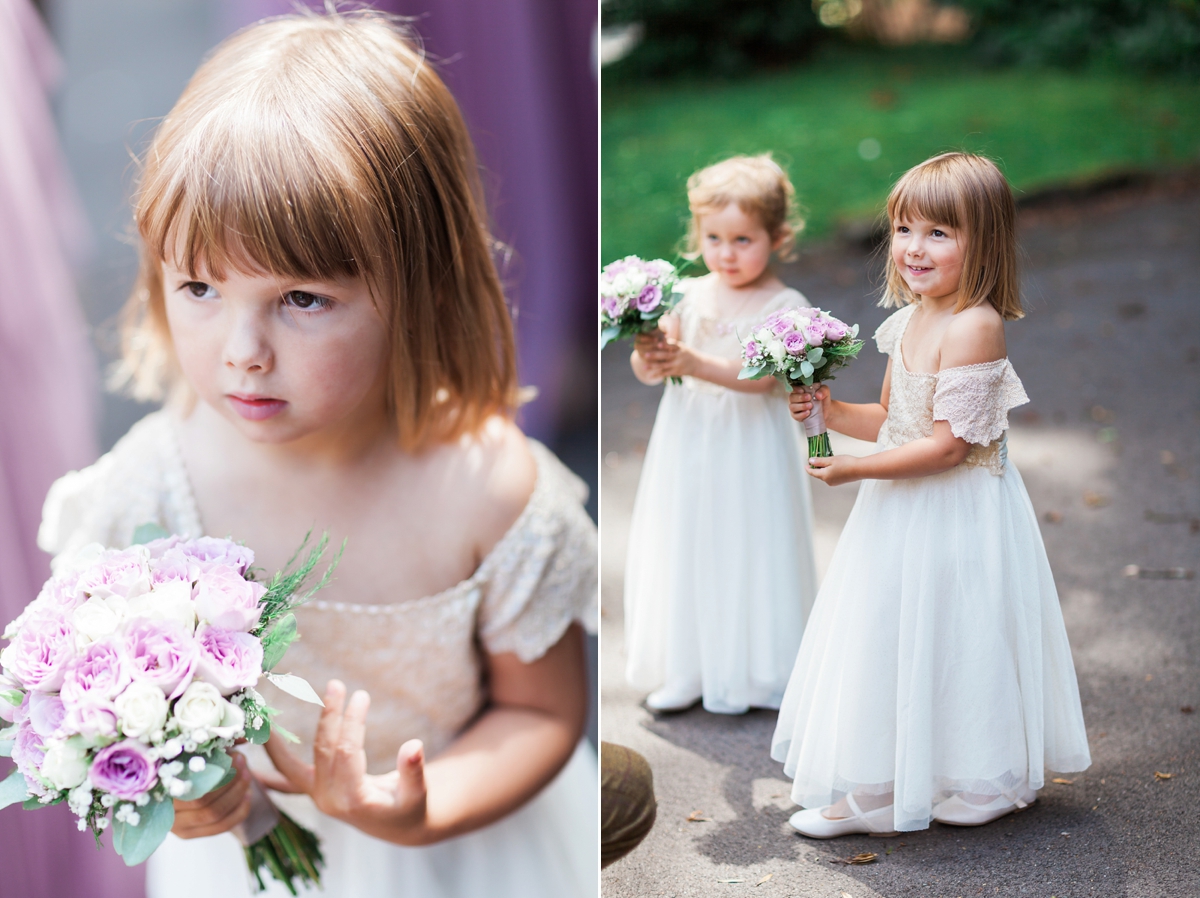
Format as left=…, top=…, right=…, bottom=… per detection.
left=599, top=255, right=683, bottom=384
left=738, top=307, right=864, bottom=457
left=0, top=526, right=340, bottom=895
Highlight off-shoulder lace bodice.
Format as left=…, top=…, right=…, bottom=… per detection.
left=676, top=274, right=810, bottom=397
left=873, top=304, right=1029, bottom=475
left=38, top=412, right=598, bottom=771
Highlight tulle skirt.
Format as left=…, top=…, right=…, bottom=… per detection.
left=146, top=742, right=597, bottom=898
left=624, top=383, right=817, bottom=713
left=770, top=459, right=1091, bottom=832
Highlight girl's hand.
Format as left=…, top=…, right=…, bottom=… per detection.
left=789, top=384, right=831, bottom=423
left=806, top=455, right=860, bottom=487
left=263, top=680, right=432, bottom=845
left=171, top=751, right=253, bottom=839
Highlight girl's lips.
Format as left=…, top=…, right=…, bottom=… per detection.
left=907, top=266, right=932, bottom=275
left=227, top=395, right=287, bottom=421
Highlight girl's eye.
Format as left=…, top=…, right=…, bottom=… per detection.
left=932, top=229, right=945, bottom=238
left=183, top=281, right=217, bottom=299
left=736, top=237, right=750, bottom=244
left=284, top=290, right=331, bottom=311
left=896, top=226, right=909, bottom=234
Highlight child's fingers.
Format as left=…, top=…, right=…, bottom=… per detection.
left=330, top=689, right=370, bottom=795
left=264, top=732, right=316, bottom=794
left=395, top=739, right=426, bottom=796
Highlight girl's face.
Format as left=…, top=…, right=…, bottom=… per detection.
left=698, top=203, right=780, bottom=289
left=890, top=215, right=964, bottom=303
left=162, top=258, right=391, bottom=447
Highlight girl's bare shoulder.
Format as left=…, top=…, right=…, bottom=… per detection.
left=940, top=303, right=1006, bottom=369
left=427, top=417, right=537, bottom=554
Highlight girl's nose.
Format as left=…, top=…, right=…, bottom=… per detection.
left=222, top=314, right=273, bottom=373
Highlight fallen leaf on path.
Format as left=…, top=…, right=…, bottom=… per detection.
left=754, top=874, right=773, bottom=886
left=841, top=892, right=854, bottom=898
left=831, top=852, right=878, bottom=866
left=1182, top=706, right=1194, bottom=714
left=1051, top=778, right=1074, bottom=785
left=1043, top=510, right=1063, bottom=524
left=1083, top=491, right=1110, bottom=508
left=1155, top=772, right=1174, bottom=780
left=717, top=878, right=745, bottom=884
left=686, top=810, right=712, bottom=822
left=1160, top=450, right=1176, bottom=466
left=1123, top=565, right=1195, bottom=580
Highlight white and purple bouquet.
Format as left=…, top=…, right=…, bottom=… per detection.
left=0, top=526, right=340, bottom=895
left=738, top=307, right=864, bottom=457
left=600, top=255, right=683, bottom=383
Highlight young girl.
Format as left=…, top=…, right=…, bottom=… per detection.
left=624, top=155, right=818, bottom=714
left=36, top=12, right=597, bottom=896
left=771, top=152, right=1090, bottom=836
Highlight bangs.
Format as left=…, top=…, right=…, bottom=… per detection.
left=138, top=89, right=387, bottom=292
left=886, top=163, right=965, bottom=230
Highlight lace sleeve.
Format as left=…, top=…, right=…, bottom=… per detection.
left=933, top=361, right=1030, bottom=446
left=38, top=412, right=200, bottom=567
left=476, top=443, right=598, bottom=663
left=873, top=305, right=915, bottom=357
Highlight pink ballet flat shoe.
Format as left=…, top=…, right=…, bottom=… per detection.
left=933, top=787, right=1037, bottom=827
left=645, top=683, right=702, bottom=712
left=787, top=796, right=898, bottom=839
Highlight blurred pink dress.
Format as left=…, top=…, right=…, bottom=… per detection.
left=0, top=1, right=141, bottom=895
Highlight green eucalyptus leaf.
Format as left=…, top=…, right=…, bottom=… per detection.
left=600, top=325, right=622, bottom=349
left=0, top=767, right=28, bottom=809
left=244, top=715, right=271, bottom=745
left=131, top=523, right=171, bottom=545
left=738, top=365, right=765, bottom=380
left=0, top=740, right=12, bottom=758
left=261, top=613, right=297, bottom=672
left=177, top=751, right=233, bottom=801
left=800, top=360, right=815, bottom=378
left=0, top=690, right=23, bottom=708
left=112, top=796, right=175, bottom=866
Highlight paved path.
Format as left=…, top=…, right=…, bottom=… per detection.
left=601, top=181, right=1200, bottom=898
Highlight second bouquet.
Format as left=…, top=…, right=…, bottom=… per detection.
left=738, top=307, right=864, bottom=457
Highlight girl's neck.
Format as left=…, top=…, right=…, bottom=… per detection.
left=915, top=289, right=961, bottom=316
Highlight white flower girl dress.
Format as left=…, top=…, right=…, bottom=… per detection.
left=38, top=411, right=598, bottom=897
left=624, top=274, right=818, bottom=714
left=771, top=303, right=1091, bottom=832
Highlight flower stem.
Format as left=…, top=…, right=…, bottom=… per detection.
left=242, top=811, right=323, bottom=895
left=808, top=431, right=832, bottom=459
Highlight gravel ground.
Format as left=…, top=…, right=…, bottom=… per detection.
left=600, top=180, right=1200, bottom=898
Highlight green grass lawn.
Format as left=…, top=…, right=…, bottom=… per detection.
left=602, top=46, right=1200, bottom=263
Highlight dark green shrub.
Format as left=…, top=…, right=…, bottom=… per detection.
left=956, top=0, right=1200, bottom=73
left=602, top=0, right=826, bottom=79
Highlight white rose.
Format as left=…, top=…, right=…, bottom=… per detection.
left=125, top=580, right=196, bottom=634
left=173, top=681, right=226, bottom=734
left=71, top=596, right=127, bottom=646
left=40, top=738, right=90, bottom=790
left=114, top=681, right=169, bottom=741
left=768, top=339, right=787, bottom=364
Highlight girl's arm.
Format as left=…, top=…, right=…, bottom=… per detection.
left=789, top=359, right=893, bottom=442
left=639, top=313, right=774, bottom=394
left=258, top=623, right=588, bottom=846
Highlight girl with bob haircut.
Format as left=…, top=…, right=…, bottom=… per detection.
left=771, top=152, right=1090, bottom=837
left=38, top=10, right=597, bottom=898
left=624, top=154, right=818, bottom=715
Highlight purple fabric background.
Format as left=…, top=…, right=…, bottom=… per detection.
left=0, top=2, right=141, bottom=896
left=224, top=0, right=599, bottom=441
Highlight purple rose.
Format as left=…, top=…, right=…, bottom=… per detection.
left=178, top=537, right=255, bottom=577
left=783, top=332, right=806, bottom=356
left=0, top=610, right=76, bottom=693
left=193, top=566, right=266, bottom=632
left=744, top=340, right=762, bottom=360
left=61, top=639, right=130, bottom=708
left=88, top=739, right=159, bottom=801
left=148, top=548, right=198, bottom=587
left=770, top=317, right=791, bottom=337
left=11, top=718, right=45, bottom=779
left=601, top=294, right=620, bottom=317
left=124, top=620, right=198, bottom=699
left=823, top=319, right=848, bottom=341
left=76, top=548, right=152, bottom=600
left=28, top=693, right=65, bottom=738
left=634, top=284, right=662, bottom=313
left=803, top=323, right=826, bottom=347
left=64, top=703, right=118, bottom=740
left=195, top=626, right=263, bottom=696
left=143, top=535, right=185, bottom=559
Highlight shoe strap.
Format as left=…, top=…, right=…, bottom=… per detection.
left=844, top=794, right=891, bottom=832
left=996, top=786, right=1029, bottom=809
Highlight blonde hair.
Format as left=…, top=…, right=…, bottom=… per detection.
left=683, top=154, right=804, bottom=263
left=115, top=10, right=518, bottom=450
left=882, top=152, right=1023, bottom=320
